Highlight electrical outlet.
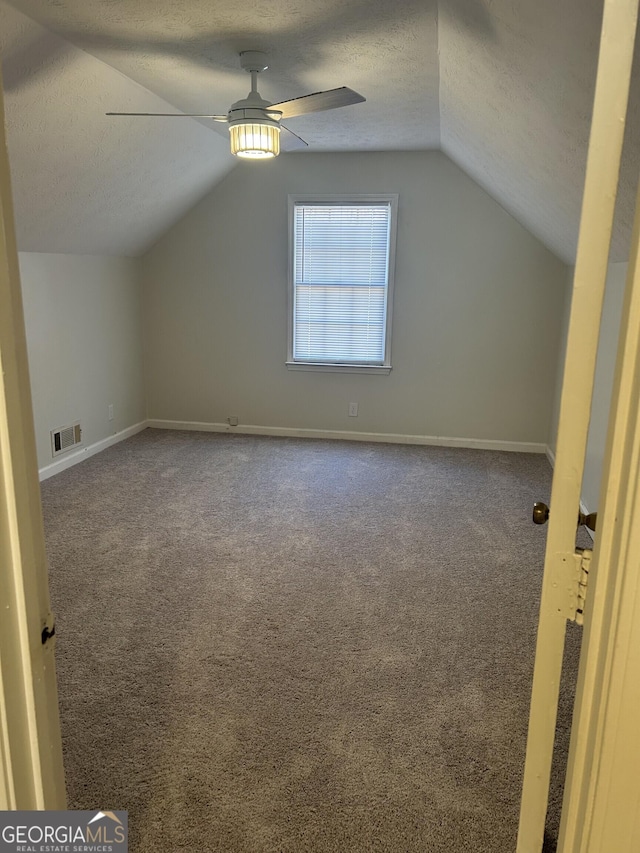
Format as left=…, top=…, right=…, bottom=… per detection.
left=108, top=404, right=114, bottom=421
left=348, top=401, right=358, bottom=417
left=227, top=416, right=239, bottom=426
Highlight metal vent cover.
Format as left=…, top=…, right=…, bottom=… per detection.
left=51, top=422, right=82, bottom=457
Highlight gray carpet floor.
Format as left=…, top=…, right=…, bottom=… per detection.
left=40, top=429, right=582, bottom=852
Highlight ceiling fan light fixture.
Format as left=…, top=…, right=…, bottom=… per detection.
left=229, top=118, right=280, bottom=159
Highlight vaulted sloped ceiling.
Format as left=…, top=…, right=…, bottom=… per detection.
left=439, top=0, right=639, bottom=263
left=0, top=2, right=235, bottom=256
left=1, top=0, right=638, bottom=261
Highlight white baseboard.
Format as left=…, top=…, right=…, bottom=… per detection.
left=39, top=421, right=148, bottom=481
left=544, top=444, right=595, bottom=541
left=147, top=419, right=547, bottom=454
left=38, top=419, right=546, bottom=482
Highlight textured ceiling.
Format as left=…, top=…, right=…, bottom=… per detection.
left=439, top=0, right=640, bottom=263
left=0, top=0, right=638, bottom=260
left=0, top=2, right=235, bottom=256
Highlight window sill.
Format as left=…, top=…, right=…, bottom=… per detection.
left=285, top=362, right=391, bottom=375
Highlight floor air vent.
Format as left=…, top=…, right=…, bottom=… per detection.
left=51, top=422, right=82, bottom=457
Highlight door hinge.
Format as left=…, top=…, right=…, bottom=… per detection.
left=570, top=548, right=591, bottom=626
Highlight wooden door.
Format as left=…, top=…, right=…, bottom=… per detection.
left=517, top=1, right=639, bottom=850
left=0, top=66, right=66, bottom=809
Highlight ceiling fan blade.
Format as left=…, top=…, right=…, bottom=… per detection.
left=268, top=87, right=365, bottom=119
left=280, top=124, right=309, bottom=152
left=106, top=112, right=228, bottom=122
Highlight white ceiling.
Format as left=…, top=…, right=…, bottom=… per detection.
left=0, top=2, right=234, bottom=256
left=0, top=0, right=638, bottom=261
left=440, top=0, right=640, bottom=263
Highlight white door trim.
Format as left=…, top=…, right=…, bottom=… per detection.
left=558, top=186, right=640, bottom=850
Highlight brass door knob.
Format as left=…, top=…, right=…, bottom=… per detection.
left=533, top=501, right=550, bottom=525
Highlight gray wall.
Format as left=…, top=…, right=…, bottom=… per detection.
left=547, top=261, right=628, bottom=512
left=141, top=151, right=569, bottom=446
left=547, top=266, right=575, bottom=454
left=582, top=262, right=628, bottom=511
left=19, top=252, right=146, bottom=470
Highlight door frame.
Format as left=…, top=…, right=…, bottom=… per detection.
left=558, top=188, right=640, bottom=850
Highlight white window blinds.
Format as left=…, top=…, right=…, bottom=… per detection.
left=292, top=202, right=392, bottom=365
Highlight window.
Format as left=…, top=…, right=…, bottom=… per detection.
left=287, top=195, right=398, bottom=373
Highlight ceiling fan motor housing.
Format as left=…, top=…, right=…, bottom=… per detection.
left=229, top=88, right=281, bottom=117
left=228, top=88, right=282, bottom=131
left=227, top=107, right=281, bottom=126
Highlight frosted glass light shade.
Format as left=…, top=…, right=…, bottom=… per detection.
left=229, top=122, right=280, bottom=158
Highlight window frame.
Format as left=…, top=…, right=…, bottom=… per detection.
left=286, top=194, right=398, bottom=374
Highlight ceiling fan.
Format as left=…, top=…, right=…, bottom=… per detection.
left=106, top=50, right=366, bottom=159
